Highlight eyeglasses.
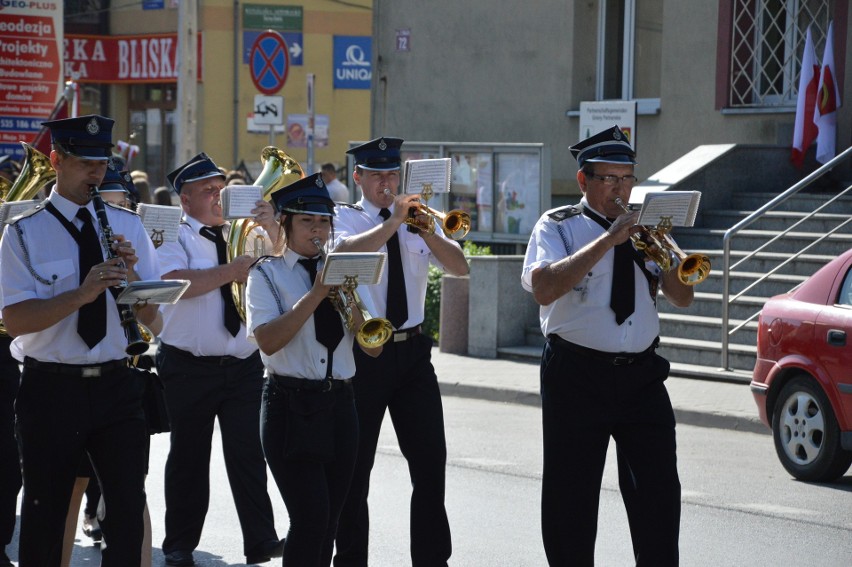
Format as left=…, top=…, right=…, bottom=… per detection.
left=586, top=173, right=639, bottom=187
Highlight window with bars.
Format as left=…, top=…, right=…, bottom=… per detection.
left=729, top=0, right=832, bottom=108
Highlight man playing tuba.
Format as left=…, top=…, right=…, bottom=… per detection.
left=154, top=153, right=284, bottom=567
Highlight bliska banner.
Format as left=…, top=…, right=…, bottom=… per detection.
left=333, top=36, right=371, bottom=90
left=0, top=1, right=64, bottom=160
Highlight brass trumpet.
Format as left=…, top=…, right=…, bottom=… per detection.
left=615, top=198, right=710, bottom=286
left=311, top=238, right=393, bottom=348
left=404, top=204, right=472, bottom=240
left=381, top=187, right=472, bottom=240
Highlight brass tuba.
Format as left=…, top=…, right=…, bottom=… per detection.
left=0, top=143, right=56, bottom=336
left=3, top=142, right=56, bottom=203
left=228, top=146, right=305, bottom=321
left=615, top=198, right=710, bottom=286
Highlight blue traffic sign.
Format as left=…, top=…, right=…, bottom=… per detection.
left=250, top=31, right=290, bottom=95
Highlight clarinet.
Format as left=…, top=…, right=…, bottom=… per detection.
left=89, top=186, right=149, bottom=356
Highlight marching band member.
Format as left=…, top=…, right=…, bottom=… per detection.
left=154, top=153, right=283, bottom=566
left=333, top=138, right=469, bottom=567
left=246, top=173, right=381, bottom=567
left=0, top=114, right=159, bottom=565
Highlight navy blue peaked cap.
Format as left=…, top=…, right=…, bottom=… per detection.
left=167, top=152, right=225, bottom=194
left=570, top=125, right=637, bottom=168
left=346, top=137, right=403, bottom=170
left=99, top=158, right=133, bottom=195
left=271, top=172, right=335, bottom=217
left=42, top=114, right=114, bottom=160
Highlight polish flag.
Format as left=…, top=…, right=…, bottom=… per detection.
left=791, top=27, right=820, bottom=168
left=814, top=21, right=841, bottom=164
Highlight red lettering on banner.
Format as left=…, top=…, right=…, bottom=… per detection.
left=65, top=33, right=202, bottom=84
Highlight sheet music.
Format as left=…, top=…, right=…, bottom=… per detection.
left=221, top=185, right=263, bottom=220
left=636, top=191, right=701, bottom=227
left=0, top=199, right=41, bottom=223
left=403, top=158, right=451, bottom=194
left=320, top=252, right=387, bottom=286
left=116, top=279, right=190, bottom=305
left=137, top=204, right=182, bottom=248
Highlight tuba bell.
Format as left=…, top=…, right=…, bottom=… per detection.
left=228, top=146, right=305, bottom=321
left=3, top=142, right=56, bottom=203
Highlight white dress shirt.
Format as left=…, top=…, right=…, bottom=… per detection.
left=0, top=188, right=160, bottom=364
left=156, top=215, right=257, bottom=358
left=245, top=250, right=359, bottom=380
left=326, top=178, right=349, bottom=203
left=333, top=197, right=460, bottom=330
left=521, top=198, right=661, bottom=353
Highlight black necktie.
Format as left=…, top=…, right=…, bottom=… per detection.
left=297, top=257, right=344, bottom=351
left=582, top=206, right=634, bottom=325
left=199, top=225, right=241, bottom=336
left=611, top=241, right=635, bottom=325
left=76, top=208, right=107, bottom=348
left=379, top=208, right=408, bottom=329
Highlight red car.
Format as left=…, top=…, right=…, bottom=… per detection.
left=751, top=248, right=852, bottom=482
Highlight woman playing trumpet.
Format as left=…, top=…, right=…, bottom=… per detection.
left=246, top=173, right=381, bottom=567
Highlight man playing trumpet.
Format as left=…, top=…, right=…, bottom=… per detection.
left=522, top=126, right=693, bottom=566
left=155, top=153, right=284, bottom=566
left=332, top=137, right=468, bottom=567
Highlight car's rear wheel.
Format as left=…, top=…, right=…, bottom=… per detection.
left=772, top=375, right=852, bottom=482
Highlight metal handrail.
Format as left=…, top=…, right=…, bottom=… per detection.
left=720, top=145, right=852, bottom=369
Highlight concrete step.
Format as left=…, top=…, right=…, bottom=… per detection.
left=675, top=228, right=852, bottom=256
left=495, top=345, right=753, bottom=384
left=659, top=312, right=757, bottom=345
left=658, top=291, right=766, bottom=320
left=730, top=191, right=852, bottom=214
left=657, top=336, right=755, bottom=374
left=702, top=209, right=852, bottom=234
left=705, top=250, right=835, bottom=277
left=693, top=269, right=805, bottom=297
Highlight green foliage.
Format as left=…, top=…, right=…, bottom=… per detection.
left=422, top=241, right=492, bottom=343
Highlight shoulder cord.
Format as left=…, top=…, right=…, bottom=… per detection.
left=555, top=222, right=571, bottom=256
left=255, top=262, right=284, bottom=315
left=14, top=222, right=57, bottom=286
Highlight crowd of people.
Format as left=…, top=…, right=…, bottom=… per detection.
left=0, top=116, right=687, bottom=567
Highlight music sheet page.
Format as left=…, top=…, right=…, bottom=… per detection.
left=221, top=185, right=263, bottom=220
left=116, top=279, right=190, bottom=305
left=137, top=204, right=183, bottom=246
left=403, top=158, right=451, bottom=194
left=320, top=252, right=387, bottom=286
left=636, top=191, right=701, bottom=227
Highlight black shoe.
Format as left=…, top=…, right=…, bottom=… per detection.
left=245, top=538, right=285, bottom=564
left=82, top=513, right=103, bottom=542
left=164, top=549, right=195, bottom=566
left=0, top=548, right=12, bottom=567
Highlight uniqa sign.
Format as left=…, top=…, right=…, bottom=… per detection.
left=333, top=36, right=371, bottom=90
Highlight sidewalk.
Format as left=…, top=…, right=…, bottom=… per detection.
left=430, top=349, right=767, bottom=435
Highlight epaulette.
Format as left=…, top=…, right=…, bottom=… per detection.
left=105, top=202, right=139, bottom=216
left=336, top=202, right=364, bottom=211
left=250, top=255, right=277, bottom=270
left=9, top=203, right=46, bottom=224
left=547, top=205, right=582, bottom=222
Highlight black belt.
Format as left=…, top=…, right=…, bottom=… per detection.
left=159, top=343, right=248, bottom=366
left=23, top=357, right=127, bottom=377
left=391, top=324, right=422, bottom=343
left=269, top=374, right=352, bottom=393
left=547, top=335, right=658, bottom=366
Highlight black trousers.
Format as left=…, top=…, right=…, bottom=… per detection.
left=156, top=346, right=278, bottom=556
left=0, top=336, right=20, bottom=549
left=334, top=333, right=452, bottom=567
left=15, top=363, right=147, bottom=567
left=261, top=379, right=358, bottom=567
left=540, top=338, right=681, bottom=567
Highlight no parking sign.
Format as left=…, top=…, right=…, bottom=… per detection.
left=250, top=30, right=289, bottom=95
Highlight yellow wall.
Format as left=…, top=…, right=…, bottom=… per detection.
left=110, top=0, right=373, bottom=175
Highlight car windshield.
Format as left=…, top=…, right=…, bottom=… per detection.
left=837, top=266, right=852, bottom=307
